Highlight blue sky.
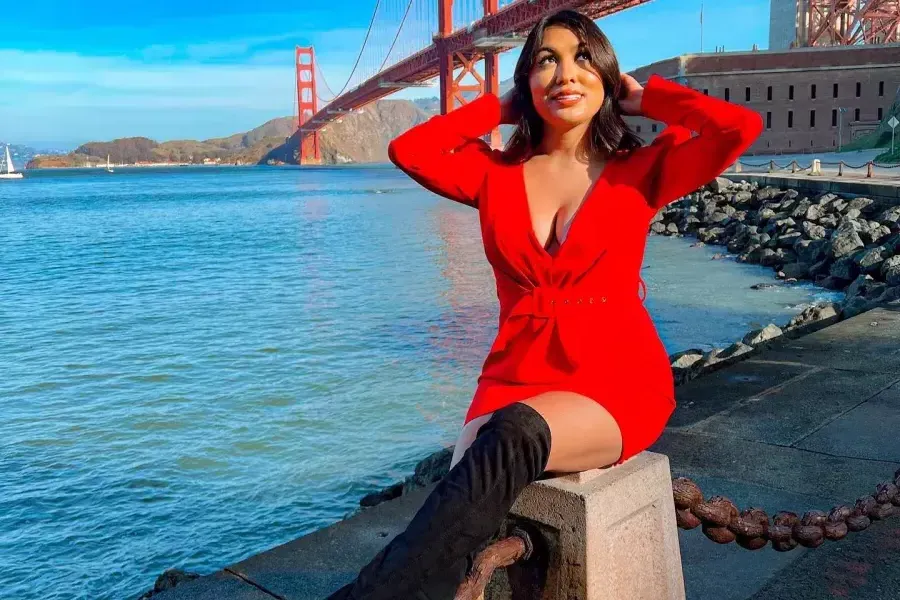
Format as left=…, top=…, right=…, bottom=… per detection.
left=2, top=0, right=770, bottom=148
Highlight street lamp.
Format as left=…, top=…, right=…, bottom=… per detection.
left=838, top=107, right=845, bottom=151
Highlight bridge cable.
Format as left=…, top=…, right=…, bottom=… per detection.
left=377, top=0, right=416, bottom=73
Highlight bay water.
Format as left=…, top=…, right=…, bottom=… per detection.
left=0, top=166, right=842, bottom=599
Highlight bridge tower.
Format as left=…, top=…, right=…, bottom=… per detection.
left=438, top=0, right=503, bottom=149
left=770, top=0, right=900, bottom=48
left=296, top=46, right=322, bottom=165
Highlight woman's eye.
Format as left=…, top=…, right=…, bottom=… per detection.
left=576, top=51, right=591, bottom=62
left=538, top=55, right=555, bottom=66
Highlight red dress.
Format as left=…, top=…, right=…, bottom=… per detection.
left=388, top=74, right=763, bottom=464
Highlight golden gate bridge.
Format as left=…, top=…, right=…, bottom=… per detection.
left=294, top=0, right=900, bottom=164
left=293, top=0, right=653, bottom=163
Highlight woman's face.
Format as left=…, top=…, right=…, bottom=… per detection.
left=528, top=25, right=606, bottom=129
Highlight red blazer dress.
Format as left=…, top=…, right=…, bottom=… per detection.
left=388, top=74, right=763, bottom=464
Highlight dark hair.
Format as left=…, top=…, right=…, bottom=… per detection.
left=504, top=9, right=643, bottom=162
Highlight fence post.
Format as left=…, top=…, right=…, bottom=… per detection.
left=838, top=161, right=844, bottom=177
left=812, top=159, right=821, bottom=175
left=769, top=160, right=776, bottom=173
left=733, top=160, right=742, bottom=173
left=791, top=160, right=798, bottom=173
left=502, top=452, right=686, bottom=600
left=867, top=162, right=874, bottom=178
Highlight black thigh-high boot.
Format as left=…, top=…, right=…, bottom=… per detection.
left=326, top=401, right=552, bottom=600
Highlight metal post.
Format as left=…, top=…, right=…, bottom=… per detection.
left=838, top=107, right=846, bottom=152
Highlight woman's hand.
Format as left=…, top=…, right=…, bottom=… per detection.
left=617, top=73, right=644, bottom=116
left=499, top=88, right=520, bottom=125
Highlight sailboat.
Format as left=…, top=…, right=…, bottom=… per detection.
left=1, top=145, right=24, bottom=180
left=106, top=154, right=114, bottom=173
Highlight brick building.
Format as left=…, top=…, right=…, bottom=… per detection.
left=625, top=44, right=900, bottom=155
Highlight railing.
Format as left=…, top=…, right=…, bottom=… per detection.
left=729, top=158, right=900, bottom=180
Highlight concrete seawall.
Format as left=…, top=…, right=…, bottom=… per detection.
left=722, top=172, right=900, bottom=207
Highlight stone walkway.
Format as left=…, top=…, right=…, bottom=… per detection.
left=154, top=303, right=900, bottom=600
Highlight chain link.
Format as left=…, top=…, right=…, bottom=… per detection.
left=672, top=469, right=900, bottom=551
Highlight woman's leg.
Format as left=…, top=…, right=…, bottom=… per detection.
left=325, top=402, right=552, bottom=600
left=326, top=391, right=625, bottom=600
left=451, top=391, right=624, bottom=476
left=519, top=391, right=624, bottom=474
left=450, top=412, right=492, bottom=470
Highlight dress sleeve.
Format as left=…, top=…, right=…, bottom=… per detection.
left=387, top=93, right=501, bottom=208
left=639, top=74, right=763, bottom=210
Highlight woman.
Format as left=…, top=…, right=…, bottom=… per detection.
left=327, top=9, right=762, bottom=600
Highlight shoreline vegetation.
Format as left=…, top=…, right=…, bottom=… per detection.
left=133, top=175, right=900, bottom=598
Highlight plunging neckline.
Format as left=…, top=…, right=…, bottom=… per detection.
left=519, top=158, right=614, bottom=262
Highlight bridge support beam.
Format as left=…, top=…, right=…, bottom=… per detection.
left=296, top=46, right=322, bottom=165
left=438, top=0, right=503, bottom=150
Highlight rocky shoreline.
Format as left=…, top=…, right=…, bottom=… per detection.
left=135, top=176, right=900, bottom=599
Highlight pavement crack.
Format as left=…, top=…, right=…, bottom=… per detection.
left=789, top=377, right=900, bottom=446
left=224, top=568, right=287, bottom=599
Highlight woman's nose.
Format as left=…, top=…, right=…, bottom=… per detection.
left=555, top=58, right=577, bottom=84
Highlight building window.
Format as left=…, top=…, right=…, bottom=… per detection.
left=856, top=82, right=861, bottom=97
left=833, top=83, right=839, bottom=98
left=652, top=124, right=657, bottom=132
left=725, top=88, right=730, bottom=101
left=879, top=107, right=883, bottom=120
left=788, top=110, right=793, bottom=128
left=767, top=86, right=772, bottom=101
left=811, top=84, right=816, bottom=99
left=766, top=111, right=772, bottom=129
left=703, top=89, right=708, bottom=95
left=832, top=108, right=838, bottom=126
left=855, top=108, right=860, bottom=121
left=788, top=140, right=792, bottom=148
left=810, top=110, right=816, bottom=128
left=789, top=85, right=794, bottom=100
left=636, top=125, right=641, bottom=133
left=879, top=81, right=885, bottom=96
left=745, top=87, right=751, bottom=101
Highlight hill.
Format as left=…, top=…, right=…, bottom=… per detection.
left=260, top=100, right=430, bottom=165
left=26, top=100, right=433, bottom=168
left=840, top=84, right=900, bottom=160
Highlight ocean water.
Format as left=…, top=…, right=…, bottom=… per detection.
left=0, top=166, right=842, bottom=600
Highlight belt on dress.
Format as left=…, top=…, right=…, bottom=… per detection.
left=507, top=278, right=646, bottom=319
left=504, top=278, right=647, bottom=368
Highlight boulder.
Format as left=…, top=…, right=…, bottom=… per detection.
left=136, top=570, right=201, bottom=600
left=742, top=324, right=783, bottom=346
left=829, top=222, right=864, bottom=258
left=882, top=255, right=900, bottom=286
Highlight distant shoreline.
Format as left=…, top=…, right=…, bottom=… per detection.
left=25, top=162, right=262, bottom=170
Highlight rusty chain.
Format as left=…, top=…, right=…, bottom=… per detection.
left=671, top=469, right=900, bottom=551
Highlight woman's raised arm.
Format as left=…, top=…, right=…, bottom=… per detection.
left=638, top=74, right=763, bottom=209
left=388, top=93, right=502, bottom=208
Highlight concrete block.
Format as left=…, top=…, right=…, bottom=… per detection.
left=488, top=452, right=685, bottom=600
